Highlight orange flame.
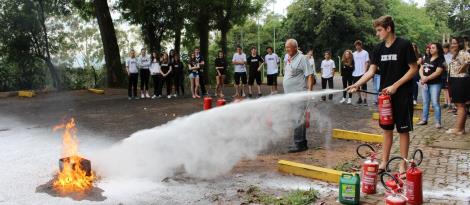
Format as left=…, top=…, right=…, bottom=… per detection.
left=52, top=118, right=95, bottom=194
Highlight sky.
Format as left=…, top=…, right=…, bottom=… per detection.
left=273, top=0, right=426, bottom=16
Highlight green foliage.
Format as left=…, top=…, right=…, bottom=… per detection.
left=243, top=185, right=319, bottom=205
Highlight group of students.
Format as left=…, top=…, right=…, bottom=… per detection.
left=413, top=37, right=470, bottom=135
left=125, top=48, right=206, bottom=99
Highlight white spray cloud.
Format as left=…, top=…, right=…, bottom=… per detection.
left=92, top=90, right=343, bottom=180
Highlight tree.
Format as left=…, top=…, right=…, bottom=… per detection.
left=93, top=0, right=125, bottom=87
left=213, top=0, right=261, bottom=55
left=0, top=0, right=72, bottom=90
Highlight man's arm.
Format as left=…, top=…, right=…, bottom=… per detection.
left=346, top=64, right=377, bottom=92
left=307, top=75, right=314, bottom=91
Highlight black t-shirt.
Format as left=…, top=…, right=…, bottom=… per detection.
left=160, top=62, right=170, bottom=73
left=341, top=61, right=354, bottom=77
left=214, top=58, right=227, bottom=70
left=171, top=61, right=184, bottom=74
left=196, top=54, right=205, bottom=72
left=246, top=55, right=264, bottom=73
left=189, top=60, right=199, bottom=74
left=422, top=56, right=445, bottom=84
left=370, top=37, right=417, bottom=95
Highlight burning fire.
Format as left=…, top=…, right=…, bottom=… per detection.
left=52, top=118, right=95, bottom=194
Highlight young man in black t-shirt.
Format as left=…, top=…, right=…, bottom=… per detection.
left=347, top=16, right=418, bottom=175
left=246, top=47, right=264, bottom=98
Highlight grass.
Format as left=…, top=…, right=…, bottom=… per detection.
left=243, top=185, right=319, bottom=205
left=333, top=161, right=361, bottom=172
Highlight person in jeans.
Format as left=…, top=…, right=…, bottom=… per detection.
left=126, top=50, right=139, bottom=100
left=340, top=50, right=354, bottom=104
left=320, top=50, right=335, bottom=101
left=446, top=37, right=470, bottom=135
left=416, top=43, right=445, bottom=129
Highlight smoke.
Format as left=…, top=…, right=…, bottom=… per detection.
left=92, top=90, right=343, bottom=180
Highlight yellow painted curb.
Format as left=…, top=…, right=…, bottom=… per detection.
left=372, top=112, right=420, bottom=123
left=278, top=160, right=345, bottom=184
left=88, top=88, right=105, bottom=94
left=18, top=90, right=35, bottom=97
left=332, top=129, right=383, bottom=143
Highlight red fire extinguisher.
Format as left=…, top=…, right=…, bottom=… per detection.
left=381, top=172, right=407, bottom=205
left=356, top=144, right=379, bottom=194
left=386, top=149, right=424, bottom=205
left=378, top=92, right=394, bottom=126
left=305, top=111, right=310, bottom=128
left=216, top=98, right=226, bottom=107
left=203, top=97, right=212, bottom=110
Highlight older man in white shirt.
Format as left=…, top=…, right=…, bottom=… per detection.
left=283, top=39, right=315, bottom=153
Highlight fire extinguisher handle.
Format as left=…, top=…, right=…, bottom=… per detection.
left=380, top=172, right=400, bottom=191
left=386, top=156, right=406, bottom=172
left=356, top=144, right=375, bottom=159
left=412, top=149, right=424, bottom=166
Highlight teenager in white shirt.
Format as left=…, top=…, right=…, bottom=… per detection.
left=150, top=51, right=163, bottom=99
left=265, top=47, right=280, bottom=94
left=320, top=51, right=336, bottom=101
left=232, top=46, right=247, bottom=97
left=126, top=50, right=139, bottom=100
left=352, top=40, right=370, bottom=105
left=138, top=48, right=151, bottom=99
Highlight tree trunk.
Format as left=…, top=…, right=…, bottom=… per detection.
left=198, top=15, right=210, bottom=85
left=220, top=27, right=229, bottom=56
left=142, top=23, right=158, bottom=52
left=174, top=27, right=182, bottom=54
left=93, top=0, right=125, bottom=88
left=37, top=0, right=62, bottom=89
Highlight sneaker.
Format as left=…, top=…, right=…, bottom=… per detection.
left=339, top=98, right=346, bottom=104
left=443, top=104, right=449, bottom=109
left=321, top=96, right=326, bottom=101
left=357, top=98, right=363, bottom=104
left=141, top=93, right=145, bottom=99
left=145, top=92, right=151, bottom=98
left=167, top=95, right=171, bottom=99
left=347, top=98, right=352, bottom=104
left=134, top=96, right=140, bottom=100
left=248, top=94, right=253, bottom=98
left=173, top=94, right=177, bottom=97
left=416, top=121, right=428, bottom=125
left=413, top=100, right=417, bottom=105
left=128, top=97, right=132, bottom=100
left=435, top=123, right=442, bottom=129
left=258, top=93, right=262, bottom=98
left=151, top=95, right=157, bottom=99
left=157, top=95, right=162, bottom=99
left=363, top=99, right=368, bottom=106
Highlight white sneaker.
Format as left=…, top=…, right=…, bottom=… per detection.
left=151, top=95, right=157, bottom=99
left=157, top=95, right=162, bottom=99
left=167, top=95, right=171, bottom=99
left=173, top=94, right=177, bottom=97
left=347, top=98, right=352, bottom=104
left=141, top=93, right=145, bottom=99
left=339, top=98, right=346, bottom=104
left=145, top=92, right=151, bottom=98
left=413, top=100, right=417, bottom=105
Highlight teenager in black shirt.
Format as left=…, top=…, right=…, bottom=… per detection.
left=340, top=50, right=354, bottom=104
left=416, top=43, right=445, bottom=129
left=195, top=47, right=207, bottom=96
left=172, top=53, right=185, bottom=97
left=347, top=16, right=418, bottom=175
left=246, top=47, right=264, bottom=98
left=214, top=51, right=227, bottom=98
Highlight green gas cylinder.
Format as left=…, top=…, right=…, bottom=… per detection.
left=339, top=173, right=360, bottom=205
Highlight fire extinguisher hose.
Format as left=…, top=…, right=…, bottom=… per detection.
left=412, top=149, right=423, bottom=166
left=356, top=144, right=376, bottom=159
left=380, top=172, right=400, bottom=191
left=386, top=156, right=406, bottom=172
left=357, top=89, right=379, bottom=95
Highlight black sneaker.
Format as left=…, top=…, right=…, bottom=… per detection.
left=363, top=99, right=368, bottom=106
left=357, top=98, right=363, bottom=104
left=248, top=94, right=253, bottom=98
left=322, top=96, right=326, bottom=101
left=258, top=93, right=262, bottom=98
left=288, top=145, right=309, bottom=153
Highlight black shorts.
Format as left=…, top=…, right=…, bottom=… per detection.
left=248, top=71, right=262, bottom=85
left=449, top=77, right=470, bottom=103
left=353, top=75, right=367, bottom=90
left=216, top=69, right=226, bottom=76
left=267, top=73, right=278, bottom=85
left=379, top=91, right=414, bottom=133
left=234, top=72, right=247, bottom=85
